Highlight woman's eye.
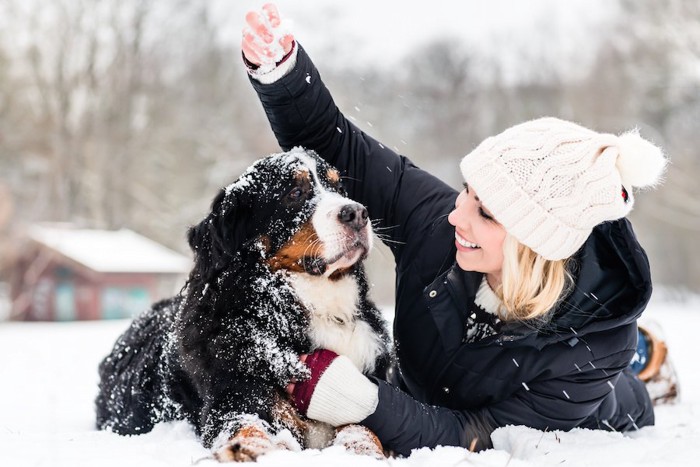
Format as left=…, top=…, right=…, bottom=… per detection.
left=479, top=207, right=494, bottom=221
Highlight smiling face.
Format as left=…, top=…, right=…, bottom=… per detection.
left=447, top=183, right=507, bottom=287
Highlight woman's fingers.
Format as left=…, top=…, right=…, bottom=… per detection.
left=242, top=29, right=263, bottom=64
left=265, top=4, right=293, bottom=55
left=242, top=27, right=279, bottom=62
left=262, top=3, right=281, bottom=28
left=245, top=11, right=273, bottom=43
left=242, top=3, right=293, bottom=66
left=279, top=33, right=294, bottom=55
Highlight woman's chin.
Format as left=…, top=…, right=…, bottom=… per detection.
left=455, top=254, right=478, bottom=272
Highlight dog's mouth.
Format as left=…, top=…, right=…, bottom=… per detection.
left=302, top=242, right=369, bottom=277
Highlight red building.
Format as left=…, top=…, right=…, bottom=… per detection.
left=9, top=225, right=191, bottom=321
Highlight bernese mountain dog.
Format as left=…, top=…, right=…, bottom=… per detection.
left=95, top=147, right=392, bottom=461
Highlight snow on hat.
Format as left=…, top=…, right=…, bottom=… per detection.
left=459, top=117, right=667, bottom=261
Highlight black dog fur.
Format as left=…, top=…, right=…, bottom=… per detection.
left=95, top=148, right=392, bottom=452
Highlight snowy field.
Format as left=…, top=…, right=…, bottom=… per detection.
left=1, top=295, right=699, bottom=467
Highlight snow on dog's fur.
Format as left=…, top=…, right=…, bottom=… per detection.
left=95, top=148, right=392, bottom=461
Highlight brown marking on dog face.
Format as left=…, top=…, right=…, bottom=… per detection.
left=281, top=169, right=313, bottom=208
left=328, top=267, right=354, bottom=281
left=326, top=168, right=340, bottom=184
left=295, top=169, right=311, bottom=185
left=267, top=221, right=323, bottom=273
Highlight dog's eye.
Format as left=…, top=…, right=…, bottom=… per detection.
left=287, top=187, right=303, bottom=201
left=337, top=180, right=347, bottom=195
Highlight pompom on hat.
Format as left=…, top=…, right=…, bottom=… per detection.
left=459, top=117, right=667, bottom=261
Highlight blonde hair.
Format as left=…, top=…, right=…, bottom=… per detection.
left=495, top=234, right=574, bottom=322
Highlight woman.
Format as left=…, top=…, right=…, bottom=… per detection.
left=241, top=4, right=675, bottom=455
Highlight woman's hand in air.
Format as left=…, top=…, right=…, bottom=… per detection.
left=242, top=3, right=294, bottom=67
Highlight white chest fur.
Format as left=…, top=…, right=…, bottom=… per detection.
left=286, top=273, right=384, bottom=375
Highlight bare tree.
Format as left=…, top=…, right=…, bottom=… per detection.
left=1, top=0, right=698, bottom=295
left=0, top=0, right=277, bottom=253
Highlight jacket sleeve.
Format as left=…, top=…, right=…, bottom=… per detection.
left=248, top=44, right=458, bottom=263
left=364, top=341, right=639, bottom=457
left=358, top=344, right=556, bottom=456
left=362, top=379, right=498, bottom=456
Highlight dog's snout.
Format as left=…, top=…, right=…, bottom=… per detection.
left=338, top=204, right=369, bottom=230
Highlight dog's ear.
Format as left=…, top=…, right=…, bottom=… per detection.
left=187, top=187, right=250, bottom=280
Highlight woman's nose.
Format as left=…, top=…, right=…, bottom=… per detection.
left=449, top=192, right=472, bottom=227
left=448, top=202, right=464, bottom=227
left=448, top=193, right=463, bottom=226
left=448, top=206, right=458, bottom=226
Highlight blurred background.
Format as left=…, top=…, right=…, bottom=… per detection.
left=0, top=0, right=698, bottom=320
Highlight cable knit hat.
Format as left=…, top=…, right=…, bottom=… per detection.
left=460, top=117, right=667, bottom=260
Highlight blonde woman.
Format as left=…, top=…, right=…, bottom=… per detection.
left=241, top=4, right=676, bottom=455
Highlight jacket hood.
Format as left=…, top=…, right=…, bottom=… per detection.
left=540, top=217, right=652, bottom=342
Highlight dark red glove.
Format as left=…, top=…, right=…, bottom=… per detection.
left=292, top=349, right=339, bottom=416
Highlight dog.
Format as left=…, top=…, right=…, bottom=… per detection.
left=95, top=147, right=392, bottom=462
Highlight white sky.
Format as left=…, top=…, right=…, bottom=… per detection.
left=213, top=0, right=613, bottom=71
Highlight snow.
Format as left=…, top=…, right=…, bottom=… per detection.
left=1, top=296, right=700, bottom=466
left=224, top=147, right=309, bottom=196
left=29, top=224, right=191, bottom=274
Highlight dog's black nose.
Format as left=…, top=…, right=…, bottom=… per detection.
left=338, top=204, right=369, bottom=230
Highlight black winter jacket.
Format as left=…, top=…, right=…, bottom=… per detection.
left=248, top=44, right=655, bottom=456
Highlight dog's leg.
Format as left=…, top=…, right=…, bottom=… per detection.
left=332, top=424, right=385, bottom=459
left=213, top=395, right=307, bottom=463
left=213, top=424, right=275, bottom=463
left=270, top=394, right=309, bottom=448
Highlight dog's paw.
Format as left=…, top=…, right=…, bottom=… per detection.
left=333, top=424, right=386, bottom=459
left=213, top=425, right=274, bottom=463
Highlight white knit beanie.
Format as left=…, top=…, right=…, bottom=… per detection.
left=459, top=117, right=667, bottom=261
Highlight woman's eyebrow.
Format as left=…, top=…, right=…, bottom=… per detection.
left=462, top=182, right=481, bottom=201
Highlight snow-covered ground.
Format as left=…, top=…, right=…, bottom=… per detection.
left=1, top=295, right=699, bottom=467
